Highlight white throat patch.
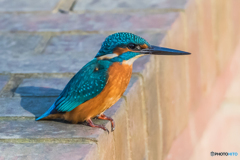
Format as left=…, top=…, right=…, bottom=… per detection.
left=123, top=54, right=144, bottom=65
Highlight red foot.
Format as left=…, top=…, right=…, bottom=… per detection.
left=86, top=119, right=109, bottom=133
left=97, top=114, right=115, bottom=132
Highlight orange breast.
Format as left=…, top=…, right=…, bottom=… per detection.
left=63, top=62, right=132, bottom=123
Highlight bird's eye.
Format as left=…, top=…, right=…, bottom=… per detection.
left=128, top=43, right=138, bottom=50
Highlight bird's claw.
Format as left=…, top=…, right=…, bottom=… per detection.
left=111, top=126, right=115, bottom=132
left=97, top=114, right=115, bottom=132
left=87, top=119, right=109, bottom=133
left=111, top=122, right=115, bottom=132
left=102, top=125, right=110, bottom=134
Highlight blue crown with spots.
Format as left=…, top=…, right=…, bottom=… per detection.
left=96, top=32, right=150, bottom=58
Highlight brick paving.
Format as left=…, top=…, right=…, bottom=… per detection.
left=0, top=0, right=59, bottom=12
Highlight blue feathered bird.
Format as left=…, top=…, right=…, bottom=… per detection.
left=36, top=32, right=190, bottom=133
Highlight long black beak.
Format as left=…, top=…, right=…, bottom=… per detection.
left=141, top=45, right=191, bottom=55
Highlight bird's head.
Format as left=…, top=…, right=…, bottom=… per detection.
left=96, top=32, right=190, bottom=64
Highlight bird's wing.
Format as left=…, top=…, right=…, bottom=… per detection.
left=54, top=59, right=112, bottom=112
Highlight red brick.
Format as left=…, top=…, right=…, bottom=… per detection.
left=212, top=0, right=234, bottom=73
left=190, top=43, right=240, bottom=159
left=163, top=13, right=190, bottom=136
left=156, top=54, right=178, bottom=158
left=134, top=55, right=163, bottom=160
left=184, top=0, right=203, bottom=111
left=104, top=99, right=131, bottom=160
left=225, top=74, right=240, bottom=101
left=74, top=0, right=188, bottom=12
left=224, top=42, right=240, bottom=101
left=124, top=77, right=147, bottom=160
left=0, top=143, right=98, bottom=160
left=229, top=0, right=240, bottom=49
left=190, top=106, right=240, bottom=160
left=0, top=13, right=178, bottom=32
left=196, top=0, right=217, bottom=96
left=97, top=128, right=115, bottom=160
left=165, top=125, right=194, bottom=160
left=190, top=43, right=240, bottom=141
left=0, top=0, right=59, bottom=12
left=155, top=13, right=192, bottom=158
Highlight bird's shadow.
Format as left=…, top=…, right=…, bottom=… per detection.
left=14, top=86, right=90, bottom=125
left=14, top=86, right=65, bottom=122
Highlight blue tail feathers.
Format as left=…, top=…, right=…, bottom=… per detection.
left=36, top=103, right=56, bottom=121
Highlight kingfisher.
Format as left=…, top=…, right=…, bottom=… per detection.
left=36, top=32, right=190, bottom=133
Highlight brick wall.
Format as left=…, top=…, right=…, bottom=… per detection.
left=160, top=0, right=240, bottom=159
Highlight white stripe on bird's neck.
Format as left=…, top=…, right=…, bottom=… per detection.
left=97, top=53, right=118, bottom=60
